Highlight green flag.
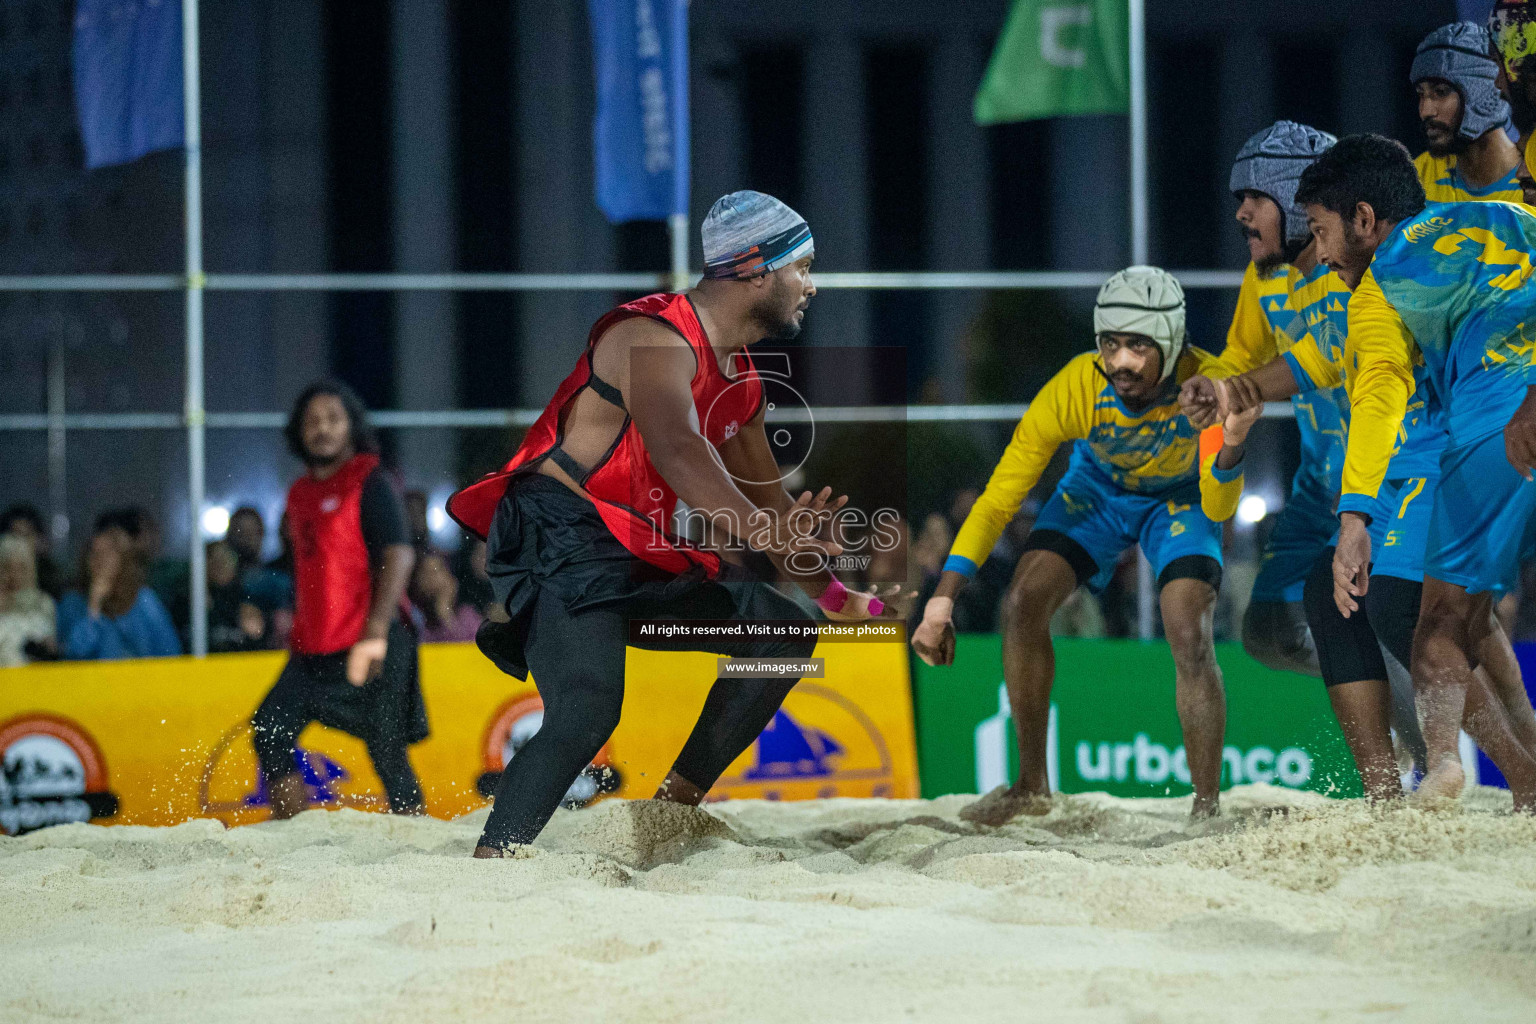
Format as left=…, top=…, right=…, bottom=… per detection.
left=974, top=0, right=1129, bottom=125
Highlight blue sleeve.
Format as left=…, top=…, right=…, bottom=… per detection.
left=942, top=554, right=978, bottom=578
left=57, top=593, right=106, bottom=660
left=1337, top=492, right=1385, bottom=524
left=135, top=589, right=183, bottom=656
left=1208, top=461, right=1244, bottom=484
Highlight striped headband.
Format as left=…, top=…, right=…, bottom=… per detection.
left=703, top=222, right=814, bottom=280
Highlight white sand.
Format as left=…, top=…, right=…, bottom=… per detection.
left=3, top=786, right=1536, bottom=1023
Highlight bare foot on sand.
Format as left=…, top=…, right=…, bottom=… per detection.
left=1411, top=758, right=1465, bottom=807
left=1189, top=795, right=1220, bottom=822
left=959, top=785, right=1051, bottom=826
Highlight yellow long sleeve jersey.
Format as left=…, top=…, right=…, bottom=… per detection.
left=945, top=347, right=1225, bottom=574
left=1198, top=425, right=1246, bottom=523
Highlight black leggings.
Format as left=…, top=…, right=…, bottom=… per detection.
left=1302, top=550, right=1422, bottom=686
left=253, top=622, right=425, bottom=814
left=477, top=582, right=817, bottom=849
left=1301, top=550, right=1427, bottom=768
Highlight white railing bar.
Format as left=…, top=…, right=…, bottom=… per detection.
left=0, top=412, right=184, bottom=430
left=0, top=270, right=1249, bottom=292
left=0, top=402, right=1294, bottom=432
left=206, top=272, right=668, bottom=291
left=0, top=275, right=185, bottom=291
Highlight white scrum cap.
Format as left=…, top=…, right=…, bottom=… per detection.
left=1092, top=265, right=1187, bottom=382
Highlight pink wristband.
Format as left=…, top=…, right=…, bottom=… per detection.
left=817, top=578, right=849, bottom=614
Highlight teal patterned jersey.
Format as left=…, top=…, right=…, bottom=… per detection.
left=1335, top=200, right=1536, bottom=516
left=1283, top=270, right=1447, bottom=481
left=1366, top=201, right=1536, bottom=447
left=1225, top=263, right=1349, bottom=498
left=1269, top=263, right=1349, bottom=495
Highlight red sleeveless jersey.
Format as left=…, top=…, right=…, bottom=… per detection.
left=448, top=292, right=764, bottom=578
left=286, top=453, right=380, bottom=655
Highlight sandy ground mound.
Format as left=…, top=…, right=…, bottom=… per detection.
left=4, top=785, right=1536, bottom=1023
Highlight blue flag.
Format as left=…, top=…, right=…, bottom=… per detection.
left=73, top=0, right=185, bottom=169
left=588, top=0, right=690, bottom=223
left=1458, top=0, right=1496, bottom=22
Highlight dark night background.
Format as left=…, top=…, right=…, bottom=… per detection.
left=0, top=0, right=1456, bottom=554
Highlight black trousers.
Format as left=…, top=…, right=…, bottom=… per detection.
left=476, top=579, right=818, bottom=849
left=252, top=620, right=427, bottom=814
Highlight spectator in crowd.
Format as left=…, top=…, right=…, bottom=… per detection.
left=227, top=506, right=266, bottom=567
left=56, top=522, right=181, bottom=660
left=263, top=511, right=297, bottom=648
left=206, top=540, right=267, bottom=653
left=227, top=505, right=294, bottom=636
left=404, top=489, right=433, bottom=552
left=0, top=534, right=56, bottom=667
left=268, top=511, right=294, bottom=576
left=99, top=506, right=190, bottom=640
left=1, top=503, right=63, bottom=599
left=408, top=551, right=483, bottom=643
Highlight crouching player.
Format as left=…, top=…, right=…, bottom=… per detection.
left=911, top=267, right=1229, bottom=823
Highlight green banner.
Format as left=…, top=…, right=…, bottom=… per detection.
left=913, top=636, right=1363, bottom=799
left=974, top=0, right=1129, bottom=125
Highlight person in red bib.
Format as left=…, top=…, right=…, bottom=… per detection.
left=253, top=382, right=427, bottom=818
left=450, top=191, right=893, bottom=855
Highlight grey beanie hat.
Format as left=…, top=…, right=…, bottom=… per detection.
left=1229, top=121, right=1338, bottom=246
left=1411, top=21, right=1511, bottom=143
left=701, top=191, right=814, bottom=280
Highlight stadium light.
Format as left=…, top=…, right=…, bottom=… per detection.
left=200, top=504, right=230, bottom=538
left=427, top=504, right=449, bottom=535
left=1237, top=495, right=1268, bottom=525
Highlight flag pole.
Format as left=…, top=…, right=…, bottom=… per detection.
left=1128, top=0, right=1148, bottom=266
left=669, top=1, right=691, bottom=293
left=183, top=0, right=208, bottom=657
left=1127, top=0, right=1155, bottom=640
left=668, top=213, right=689, bottom=292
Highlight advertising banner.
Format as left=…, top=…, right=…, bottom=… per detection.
left=0, top=640, right=918, bottom=835
left=913, top=636, right=1364, bottom=800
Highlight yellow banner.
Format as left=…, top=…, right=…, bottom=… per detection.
left=0, top=641, right=917, bottom=832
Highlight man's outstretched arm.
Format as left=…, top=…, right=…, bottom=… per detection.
left=626, top=332, right=838, bottom=561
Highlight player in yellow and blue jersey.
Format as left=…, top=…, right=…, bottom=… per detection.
left=1220, top=122, right=1347, bottom=677
left=1183, top=257, right=1536, bottom=802
left=1295, top=134, right=1536, bottom=806
left=911, top=268, right=1229, bottom=824
left=1412, top=22, right=1524, bottom=205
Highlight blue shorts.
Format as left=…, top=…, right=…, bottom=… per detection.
left=1030, top=465, right=1223, bottom=594
left=1251, top=481, right=1338, bottom=604
left=1372, top=473, right=1438, bottom=583
left=1425, top=431, right=1536, bottom=595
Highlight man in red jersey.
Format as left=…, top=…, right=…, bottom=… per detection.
left=253, top=382, right=426, bottom=818
left=450, top=191, right=892, bottom=855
